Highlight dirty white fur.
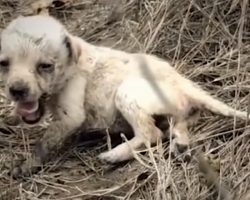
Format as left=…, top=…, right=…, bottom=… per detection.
left=1, top=15, right=249, bottom=166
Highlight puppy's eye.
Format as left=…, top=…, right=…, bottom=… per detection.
left=0, top=59, right=10, bottom=72
left=37, top=62, right=54, bottom=73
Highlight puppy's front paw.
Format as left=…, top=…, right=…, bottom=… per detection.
left=98, top=151, right=119, bottom=164
left=98, top=142, right=136, bottom=164
left=34, top=140, right=50, bottom=164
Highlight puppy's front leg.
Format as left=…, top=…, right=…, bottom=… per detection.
left=12, top=74, right=87, bottom=178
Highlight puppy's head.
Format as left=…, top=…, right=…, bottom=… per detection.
left=0, top=15, right=80, bottom=124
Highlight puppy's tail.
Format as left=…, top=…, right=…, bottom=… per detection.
left=182, top=79, right=249, bottom=120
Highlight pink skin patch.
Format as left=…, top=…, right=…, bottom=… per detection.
left=177, top=94, right=190, bottom=113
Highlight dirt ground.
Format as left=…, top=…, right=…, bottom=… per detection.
left=0, top=0, right=250, bottom=199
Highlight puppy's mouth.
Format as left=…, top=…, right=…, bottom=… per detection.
left=16, top=99, right=44, bottom=124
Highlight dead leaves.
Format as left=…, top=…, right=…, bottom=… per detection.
left=30, top=0, right=74, bottom=15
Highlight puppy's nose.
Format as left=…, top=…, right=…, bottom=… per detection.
left=9, top=82, right=29, bottom=101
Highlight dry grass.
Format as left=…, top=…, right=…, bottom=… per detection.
left=1, top=0, right=250, bottom=199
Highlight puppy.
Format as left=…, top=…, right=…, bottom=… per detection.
left=0, top=15, right=248, bottom=177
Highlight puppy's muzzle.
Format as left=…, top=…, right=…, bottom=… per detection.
left=7, top=80, right=45, bottom=124
left=9, top=81, right=29, bottom=101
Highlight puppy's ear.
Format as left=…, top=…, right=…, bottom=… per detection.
left=63, top=35, right=81, bottom=64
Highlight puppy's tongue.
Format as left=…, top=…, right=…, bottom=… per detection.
left=16, top=101, right=39, bottom=121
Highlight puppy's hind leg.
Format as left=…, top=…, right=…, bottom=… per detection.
left=98, top=108, right=163, bottom=163
left=170, top=110, right=200, bottom=162
left=170, top=119, right=191, bottom=161
left=98, top=81, right=164, bottom=164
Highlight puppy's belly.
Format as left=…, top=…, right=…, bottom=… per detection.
left=83, top=107, right=118, bottom=129
left=84, top=110, right=170, bottom=139
left=110, top=113, right=170, bottom=134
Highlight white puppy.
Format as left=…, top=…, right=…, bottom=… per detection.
left=0, top=15, right=248, bottom=176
